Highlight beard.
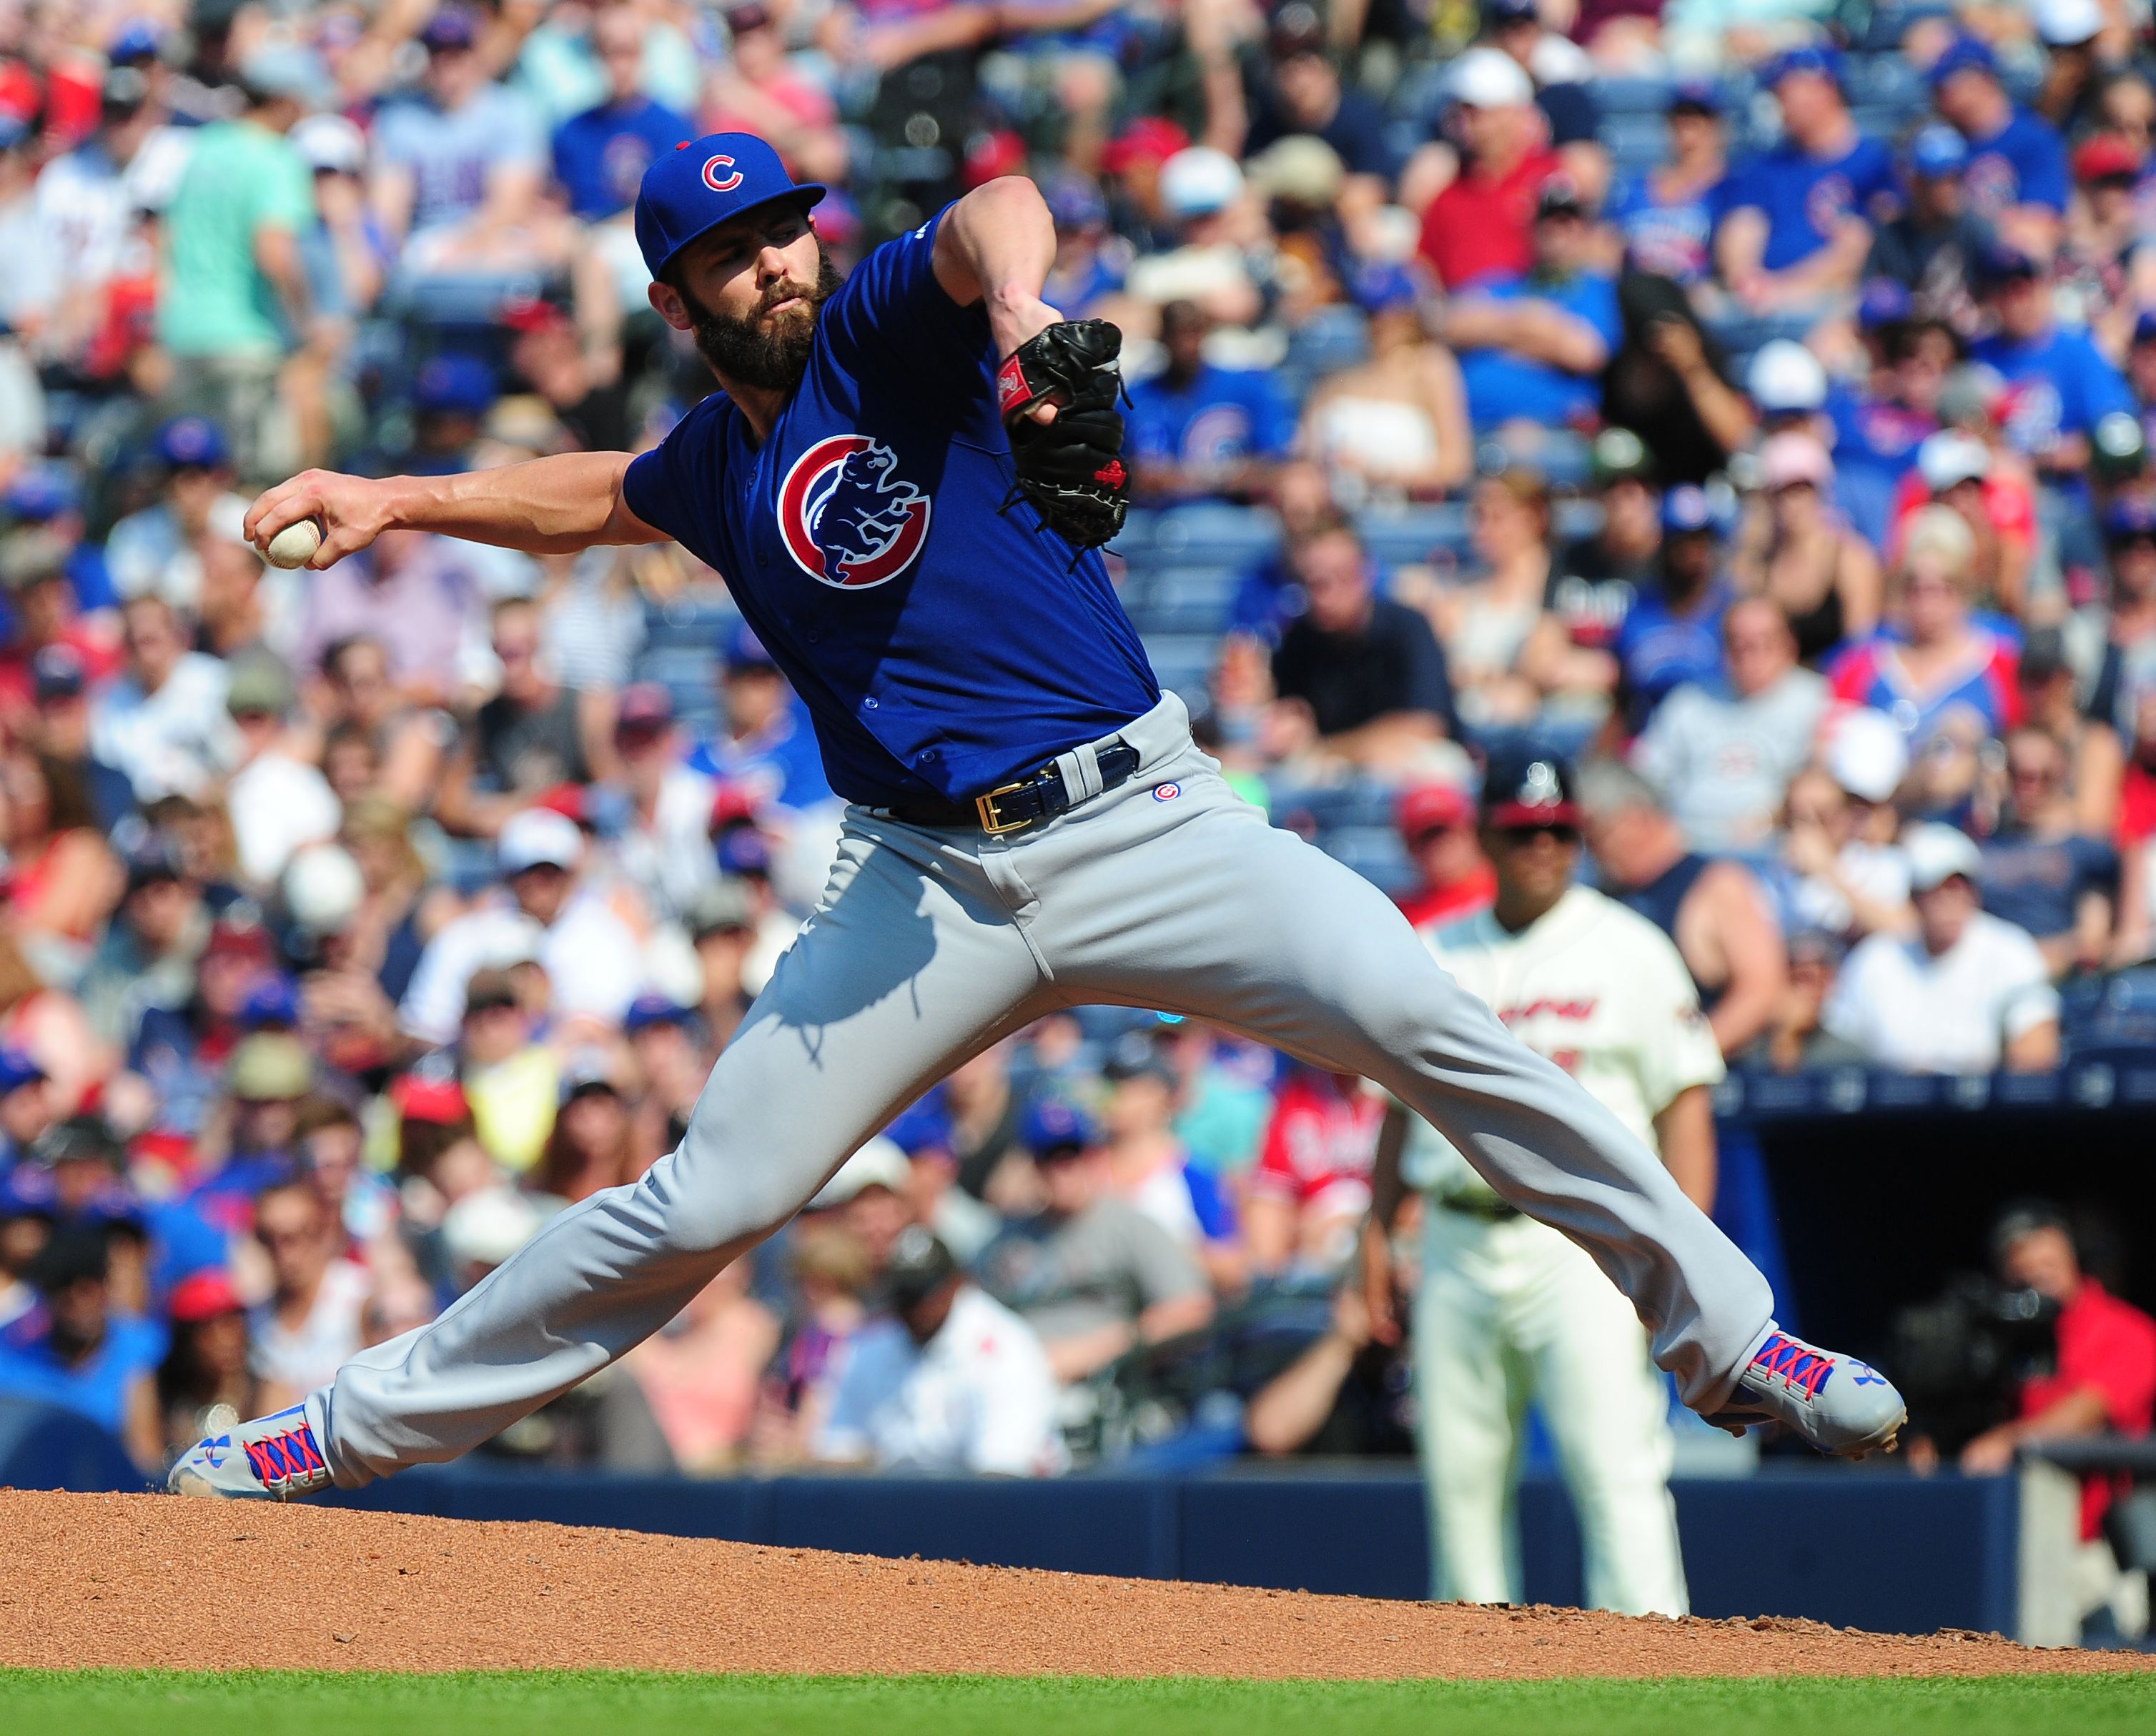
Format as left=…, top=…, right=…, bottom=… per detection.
left=678, top=240, right=845, bottom=392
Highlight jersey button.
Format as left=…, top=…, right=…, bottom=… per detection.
left=806, top=626, right=823, bottom=644
left=864, top=697, right=879, bottom=710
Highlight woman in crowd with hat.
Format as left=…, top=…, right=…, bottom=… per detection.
left=1732, top=430, right=1883, bottom=667
left=156, top=1266, right=259, bottom=1464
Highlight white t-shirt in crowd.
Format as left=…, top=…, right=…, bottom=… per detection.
left=248, top=1259, right=372, bottom=1397
left=398, top=887, right=645, bottom=1044
left=227, top=750, right=342, bottom=886
left=1821, top=911, right=2060, bottom=1074
left=817, top=1284, right=1068, bottom=1477
left=1404, top=885, right=1725, bottom=1202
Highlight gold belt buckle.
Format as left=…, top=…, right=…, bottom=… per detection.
left=974, top=780, right=1032, bottom=834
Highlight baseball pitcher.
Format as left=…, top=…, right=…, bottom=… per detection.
left=170, top=134, right=1902, bottom=1501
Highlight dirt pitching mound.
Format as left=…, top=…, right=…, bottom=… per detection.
left=2, top=1489, right=2148, bottom=1679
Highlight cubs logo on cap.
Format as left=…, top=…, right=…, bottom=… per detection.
left=634, top=132, right=826, bottom=282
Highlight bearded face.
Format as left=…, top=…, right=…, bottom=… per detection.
left=677, top=239, right=845, bottom=392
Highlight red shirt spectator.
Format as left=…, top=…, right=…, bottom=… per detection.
left=1395, top=781, right=1498, bottom=931
left=1419, top=145, right=1561, bottom=290
left=1251, top=1069, right=1382, bottom=1221
left=2020, top=1278, right=2156, bottom=1537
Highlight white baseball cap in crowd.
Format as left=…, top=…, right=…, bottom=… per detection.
left=1159, top=147, right=1244, bottom=220
left=1448, top=46, right=1534, bottom=109
left=1903, top=822, right=1984, bottom=893
left=498, top=808, right=585, bottom=876
left=1917, top=429, right=1992, bottom=493
left=2037, top=0, right=2102, bottom=46
left=442, top=1185, right=546, bottom=1274
left=806, top=1136, right=912, bottom=1211
left=292, top=112, right=367, bottom=176
left=1822, top=706, right=1909, bottom=805
left=1746, top=339, right=1827, bottom=414
left=282, top=840, right=365, bottom=937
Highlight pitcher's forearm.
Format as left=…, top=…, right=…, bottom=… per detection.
left=380, top=453, right=658, bottom=552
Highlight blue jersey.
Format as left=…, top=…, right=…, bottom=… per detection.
left=0, top=1306, right=166, bottom=1434
left=1962, top=109, right=2070, bottom=220
left=1970, top=326, right=2134, bottom=460
left=1616, top=582, right=1730, bottom=734
left=1606, top=169, right=1725, bottom=287
left=1456, top=269, right=1621, bottom=432
left=553, top=96, right=698, bottom=222
left=1127, top=363, right=1295, bottom=482
left=686, top=696, right=836, bottom=809
left=1724, top=135, right=1898, bottom=272
left=623, top=213, right=1160, bottom=807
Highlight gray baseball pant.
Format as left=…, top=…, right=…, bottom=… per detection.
left=310, top=693, right=1774, bottom=1485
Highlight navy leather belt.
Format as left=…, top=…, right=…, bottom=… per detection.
left=889, top=740, right=1143, bottom=833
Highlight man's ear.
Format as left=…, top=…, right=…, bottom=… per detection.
left=648, top=279, right=693, bottom=333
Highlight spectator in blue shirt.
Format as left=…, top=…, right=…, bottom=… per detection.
left=1930, top=34, right=2070, bottom=262
left=1606, top=79, right=1728, bottom=289
left=0, top=1229, right=164, bottom=1469
left=686, top=625, right=835, bottom=813
left=550, top=6, right=695, bottom=223
left=1127, top=301, right=1297, bottom=502
left=1440, top=178, right=1621, bottom=434
left=1244, top=9, right=1398, bottom=202
left=1716, top=45, right=1897, bottom=315
left=1969, top=244, right=2134, bottom=479
left=1616, top=485, right=1731, bottom=735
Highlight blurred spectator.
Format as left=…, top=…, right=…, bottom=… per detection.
left=1779, top=719, right=1916, bottom=943
left=0, top=1227, right=163, bottom=1469
left=1822, top=824, right=2061, bottom=1073
left=1418, top=48, right=1555, bottom=292
left=704, top=6, right=845, bottom=187
left=1298, top=295, right=1472, bottom=501
left=1733, top=432, right=1883, bottom=663
left=1582, top=762, right=1789, bottom=1061
left=609, top=683, right=719, bottom=923
left=1395, top=781, right=1496, bottom=930
left=1430, top=472, right=1557, bottom=728
left=1246, top=1065, right=1379, bottom=1279
left=1441, top=179, right=1619, bottom=437
left=248, top=1174, right=370, bottom=1411
left=372, top=5, right=553, bottom=280
left=819, top=1227, right=1066, bottom=1475
left=92, top=597, right=237, bottom=805
left=628, top=1259, right=778, bottom=1472
left=981, top=1113, right=1214, bottom=1383
left=437, top=597, right=608, bottom=836
left=535, top=1055, right=642, bottom=1204
left=1122, top=147, right=1265, bottom=332
left=687, top=625, right=834, bottom=812
left=1605, top=81, right=1726, bottom=290
left=399, top=808, right=643, bottom=1046
left=2019, top=625, right=2121, bottom=839
left=1244, top=1276, right=1413, bottom=1457
left=155, top=1267, right=259, bottom=1462
left=225, top=655, right=340, bottom=888
left=1969, top=244, right=2132, bottom=482
left=157, top=54, right=319, bottom=484
left=1633, top=597, right=1829, bottom=852
left=1929, top=36, right=2070, bottom=262
left=295, top=527, right=486, bottom=710
left=1270, top=520, right=1458, bottom=769
left=1543, top=429, right=1658, bottom=694
left=1978, top=726, right=2119, bottom=977
left=1098, top=1039, right=1239, bottom=1286
left=1245, top=6, right=1395, bottom=202
left=1866, top=127, right=1991, bottom=333
left=1716, top=46, right=1896, bottom=316
left=1128, top=300, right=1296, bottom=502
left=33, top=63, right=165, bottom=371
left=1612, top=486, right=1729, bottom=736
left=106, top=417, right=247, bottom=611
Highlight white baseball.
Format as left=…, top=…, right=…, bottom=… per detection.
left=264, top=518, right=324, bottom=570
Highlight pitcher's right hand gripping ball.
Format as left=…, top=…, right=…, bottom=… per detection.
left=997, top=319, right=1130, bottom=550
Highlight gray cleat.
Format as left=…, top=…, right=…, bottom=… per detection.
left=1705, top=1326, right=1907, bottom=1458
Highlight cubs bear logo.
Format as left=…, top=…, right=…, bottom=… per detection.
left=777, top=435, right=933, bottom=588
left=702, top=154, right=743, bottom=193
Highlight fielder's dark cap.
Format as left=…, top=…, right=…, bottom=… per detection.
left=1480, top=748, right=1583, bottom=830
left=634, top=131, right=826, bottom=283
left=885, top=1224, right=961, bottom=1311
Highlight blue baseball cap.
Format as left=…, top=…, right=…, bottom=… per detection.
left=1661, top=483, right=1718, bottom=535
left=1762, top=43, right=1844, bottom=91
left=414, top=353, right=497, bottom=417
left=1668, top=77, right=1721, bottom=115
left=155, top=415, right=230, bottom=470
left=2106, top=497, right=2156, bottom=542
left=240, top=973, right=301, bottom=1030
left=1021, top=1097, right=1097, bottom=1158
left=4, top=465, right=79, bottom=523
left=724, top=621, right=778, bottom=670
left=0, top=113, right=31, bottom=153
left=634, top=132, right=826, bottom=283
left=0, top=1044, right=45, bottom=1097
left=1929, top=34, right=1997, bottom=87
left=1858, top=277, right=1913, bottom=330
left=1909, top=123, right=1969, bottom=177
left=623, top=993, right=693, bottom=1033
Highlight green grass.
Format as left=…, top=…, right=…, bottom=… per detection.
left=1, top=1671, right=2151, bottom=1736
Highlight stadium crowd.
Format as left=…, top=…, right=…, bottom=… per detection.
left=1, top=0, right=2155, bottom=1504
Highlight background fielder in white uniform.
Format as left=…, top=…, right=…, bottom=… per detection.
left=1369, top=751, right=1723, bottom=1616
